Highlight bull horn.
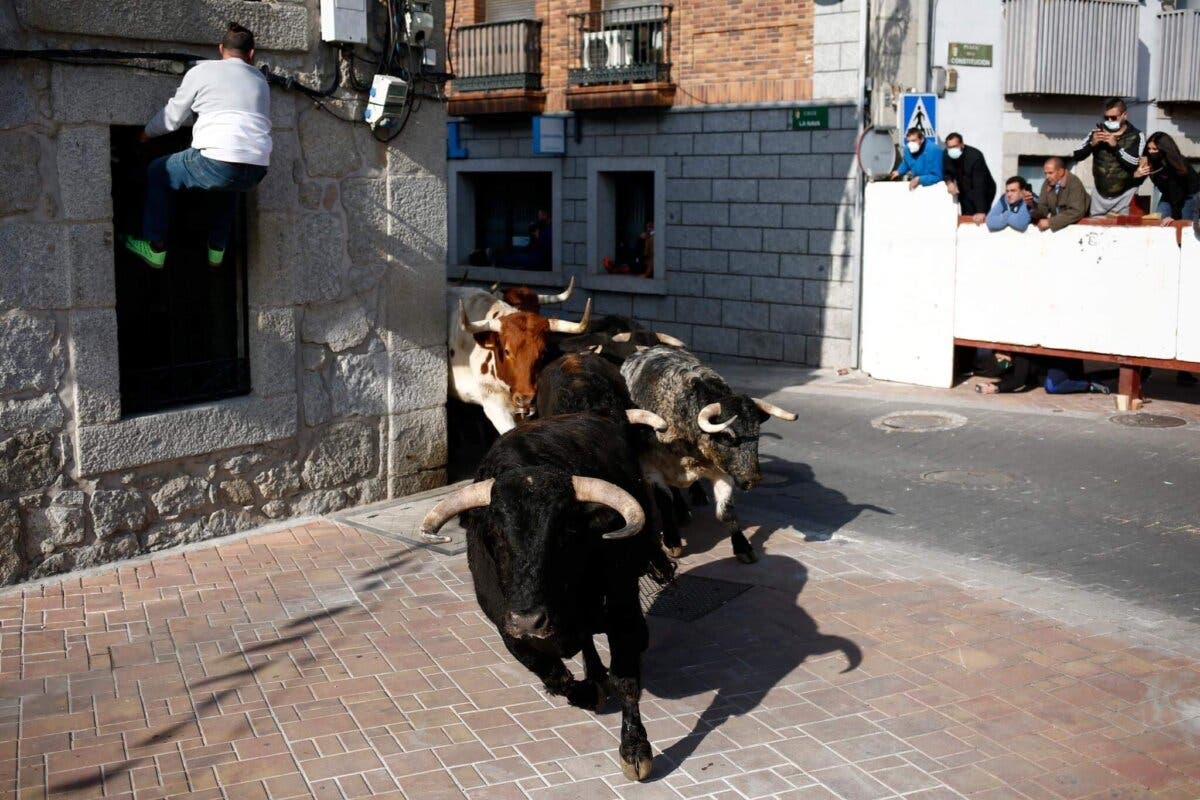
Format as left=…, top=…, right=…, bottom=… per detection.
left=625, top=408, right=668, bottom=432
left=697, top=402, right=737, bottom=434
left=537, top=276, right=574, bottom=305
left=571, top=476, right=646, bottom=540
left=547, top=299, right=592, bottom=335
left=420, top=479, right=494, bottom=542
left=753, top=398, right=798, bottom=421
left=611, top=332, right=632, bottom=343
left=460, top=300, right=502, bottom=335
left=489, top=281, right=500, bottom=292
left=656, top=332, right=686, bottom=347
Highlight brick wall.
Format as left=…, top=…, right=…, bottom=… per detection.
left=449, top=0, right=820, bottom=110
left=452, top=104, right=860, bottom=366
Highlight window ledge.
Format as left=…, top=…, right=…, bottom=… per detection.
left=450, top=266, right=566, bottom=289
left=579, top=274, right=668, bottom=296
left=74, top=394, right=298, bottom=477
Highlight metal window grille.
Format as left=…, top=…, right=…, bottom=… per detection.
left=110, top=126, right=251, bottom=417
left=567, top=4, right=673, bottom=87
left=1159, top=10, right=1200, bottom=103
left=455, top=18, right=543, bottom=92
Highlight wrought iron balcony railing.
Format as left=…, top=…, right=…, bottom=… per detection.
left=454, top=18, right=543, bottom=93
left=567, top=5, right=672, bottom=87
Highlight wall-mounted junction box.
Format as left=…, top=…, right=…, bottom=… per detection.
left=321, top=0, right=369, bottom=45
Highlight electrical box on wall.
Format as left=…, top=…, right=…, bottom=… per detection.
left=321, top=0, right=369, bottom=45
left=405, top=2, right=435, bottom=46
left=364, top=74, right=409, bottom=129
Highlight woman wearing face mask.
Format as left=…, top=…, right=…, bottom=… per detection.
left=1135, top=132, right=1199, bottom=226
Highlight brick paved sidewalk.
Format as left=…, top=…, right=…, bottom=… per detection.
left=3, top=506, right=1200, bottom=800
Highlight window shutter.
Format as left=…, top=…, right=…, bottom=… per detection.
left=602, top=0, right=651, bottom=8
left=486, top=0, right=535, bottom=21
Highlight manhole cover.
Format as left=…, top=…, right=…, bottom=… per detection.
left=639, top=574, right=752, bottom=621
left=922, top=469, right=1014, bottom=489
left=1110, top=413, right=1187, bottom=429
left=872, top=410, right=967, bottom=433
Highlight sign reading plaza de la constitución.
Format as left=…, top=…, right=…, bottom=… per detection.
left=948, top=42, right=993, bottom=67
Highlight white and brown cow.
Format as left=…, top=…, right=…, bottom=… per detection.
left=447, top=287, right=591, bottom=434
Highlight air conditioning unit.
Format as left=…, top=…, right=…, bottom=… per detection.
left=582, top=30, right=634, bottom=70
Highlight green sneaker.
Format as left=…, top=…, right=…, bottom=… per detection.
left=123, top=235, right=166, bottom=269
left=207, top=246, right=225, bottom=267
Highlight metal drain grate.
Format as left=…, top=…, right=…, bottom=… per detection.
left=921, top=469, right=1014, bottom=489
left=1109, top=413, right=1187, bottom=429
left=639, top=574, right=753, bottom=621
left=872, top=410, right=967, bottom=433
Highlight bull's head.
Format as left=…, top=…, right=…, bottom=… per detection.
left=695, top=397, right=797, bottom=490
left=460, top=299, right=592, bottom=418
left=491, top=277, right=576, bottom=314
left=420, top=467, right=644, bottom=640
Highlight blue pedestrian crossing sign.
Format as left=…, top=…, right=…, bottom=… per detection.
left=899, top=93, right=938, bottom=141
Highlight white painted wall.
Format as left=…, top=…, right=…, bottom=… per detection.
left=955, top=224, right=1182, bottom=359
left=860, top=182, right=958, bottom=387
left=929, top=0, right=1005, bottom=181
left=930, top=0, right=1200, bottom=195
left=861, top=185, right=1199, bottom=384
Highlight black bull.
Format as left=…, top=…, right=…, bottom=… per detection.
left=421, top=414, right=674, bottom=781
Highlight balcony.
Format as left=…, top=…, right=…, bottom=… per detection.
left=1159, top=10, right=1200, bottom=104
left=565, top=4, right=675, bottom=111
left=1003, top=0, right=1138, bottom=97
left=449, top=19, right=545, bottom=116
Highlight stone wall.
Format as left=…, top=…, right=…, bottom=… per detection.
left=0, top=0, right=448, bottom=585
left=450, top=104, right=859, bottom=366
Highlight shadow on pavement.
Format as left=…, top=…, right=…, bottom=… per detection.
left=642, top=554, right=862, bottom=780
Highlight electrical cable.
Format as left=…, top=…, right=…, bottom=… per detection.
left=446, top=0, right=457, bottom=78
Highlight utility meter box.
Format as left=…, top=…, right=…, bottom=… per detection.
left=406, top=2, right=435, bottom=45
left=364, top=74, right=409, bottom=129
left=321, top=0, right=369, bottom=45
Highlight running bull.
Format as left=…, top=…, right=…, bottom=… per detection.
left=421, top=414, right=673, bottom=781
left=621, top=346, right=797, bottom=563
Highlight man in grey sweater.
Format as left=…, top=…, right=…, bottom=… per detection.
left=124, top=23, right=272, bottom=268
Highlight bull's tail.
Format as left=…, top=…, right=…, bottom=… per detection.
left=814, top=634, right=863, bottom=673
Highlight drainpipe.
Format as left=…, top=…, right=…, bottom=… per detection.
left=849, top=0, right=870, bottom=369
left=915, top=0, right=931, bottom=92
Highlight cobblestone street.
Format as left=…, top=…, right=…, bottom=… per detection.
left=4, top=501, right=1200, bottom=799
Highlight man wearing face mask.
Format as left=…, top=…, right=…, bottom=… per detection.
left=942, top=132, right=996, bottom=222
left=1072, top=97, right=1145, bottom=217
left=888, top=128, right=943, bottom=190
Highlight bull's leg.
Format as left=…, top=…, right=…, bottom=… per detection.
left=713, top=474, right=755, bottom=564
left=688, top=482, right=709, bottom=506
left=501, top=635, right=604, bottom=711
left=669, top=487, right=692, bottom=526
left=656, top=486, right=684, bottom=558
left=607, top=617, right=652, bottom=782
left=581, top=637, right=609, bottom=689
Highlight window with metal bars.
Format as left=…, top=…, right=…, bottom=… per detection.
left=109, top=126, right=252, bottom=417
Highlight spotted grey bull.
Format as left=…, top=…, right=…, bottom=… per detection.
left=621, top=346, right=797, bottom=563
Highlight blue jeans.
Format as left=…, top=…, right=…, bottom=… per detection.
left=1157, top=195, right=1198, bottom=222
left=1044, top=368, right=1091, bottom=395
left=144, top=148, right=267, bottom=250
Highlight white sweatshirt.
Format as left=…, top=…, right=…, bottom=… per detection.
left=145, top=58, right=273, bottom=167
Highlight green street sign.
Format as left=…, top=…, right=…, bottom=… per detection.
left=790, top=106, right=829, bottom=130
left=948, top=42, right=993, bottom=67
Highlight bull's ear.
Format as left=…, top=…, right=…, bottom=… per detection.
left=474, top=332, right=499, bottom=350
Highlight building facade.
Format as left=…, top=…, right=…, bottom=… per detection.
left=0, top=0, right=448, bottom=585
left=870, top=0, right=1200, bottom=202
left=444, top=0, right=866, bottom=366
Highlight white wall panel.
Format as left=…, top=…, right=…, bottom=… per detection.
left=1177, top=231, right=1200, bottom=362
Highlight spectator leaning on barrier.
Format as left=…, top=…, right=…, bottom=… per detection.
left=1072, top=97, right=1145, bottom=217
left=943, top=132, right=997, bottom=222
left=889, top=127, right=943, bottom=190
left=986, top=177, right=1033, bottom=233
left=1033, top=157, right=1090, bottom=232
left=1135, top=132, right=1199, bottom=226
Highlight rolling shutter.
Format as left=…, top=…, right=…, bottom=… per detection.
left=486, top=0, right=535, bottom=21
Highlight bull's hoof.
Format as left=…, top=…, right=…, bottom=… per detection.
left=620, top=752, right=653, bottom=782
left=735, top=548, right=758, bottom=564
left=665, top=545, right=684, bottom=559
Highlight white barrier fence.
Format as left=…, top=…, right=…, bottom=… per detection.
left=861, top=182, right=1200, bottom=388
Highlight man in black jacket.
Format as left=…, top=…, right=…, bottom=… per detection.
left=943, top=132, right=996, bottom=222
left=1073, top=97, right=1144, bottom=217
